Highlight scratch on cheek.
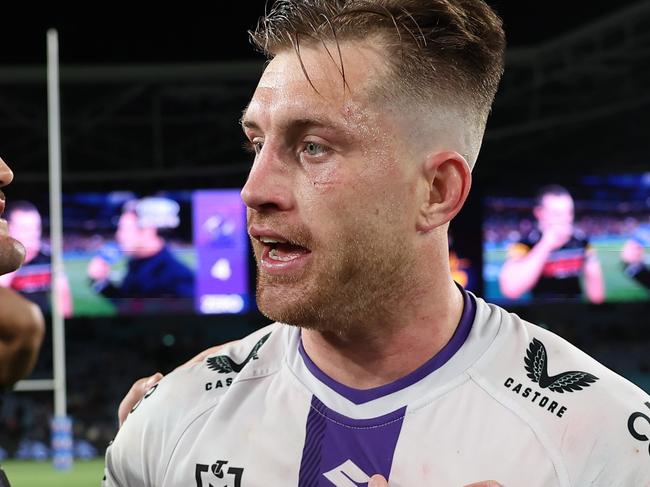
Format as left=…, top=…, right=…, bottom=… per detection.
left=310, top=176, right=336, bottom=189
left=306, top=164, right=338, bottom=189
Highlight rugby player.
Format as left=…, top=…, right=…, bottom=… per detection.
left=106, top=1, right=650, bottom=485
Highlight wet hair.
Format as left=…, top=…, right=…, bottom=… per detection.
left=250, top=0, right=506, bottom=153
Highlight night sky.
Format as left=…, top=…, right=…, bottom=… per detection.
left=1, top=1, right=643, bottom=65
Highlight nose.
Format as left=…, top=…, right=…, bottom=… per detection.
left=0, top=157, right=14, bottom=187
left=240, top=144, right=293, bottom=213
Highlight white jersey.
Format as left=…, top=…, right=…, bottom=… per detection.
left=104, top=291, right=650, bottom=486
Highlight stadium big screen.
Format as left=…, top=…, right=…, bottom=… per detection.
left=483, top=173, right=650, bottom=304
left=62, top=189, right=251, bottom=317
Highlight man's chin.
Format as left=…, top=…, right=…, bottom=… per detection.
left=255, top=284, right=321, bottom=329
left=0, top=236, right=26, bottom=276
left=256, top=288, right=299, bottom=323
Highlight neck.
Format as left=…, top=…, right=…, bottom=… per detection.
left=300, top=277, right=465, bottom=390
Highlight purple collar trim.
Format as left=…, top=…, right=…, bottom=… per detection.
left=298, top=288, right=476, bottom=405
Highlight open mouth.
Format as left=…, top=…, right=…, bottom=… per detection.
left=259, top=237, right=311, bottom=263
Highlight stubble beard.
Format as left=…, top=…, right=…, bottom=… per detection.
left=254, top=224, right=416, bottom=336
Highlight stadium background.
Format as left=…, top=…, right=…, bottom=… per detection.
left=1, top=1, right=649, bottom=484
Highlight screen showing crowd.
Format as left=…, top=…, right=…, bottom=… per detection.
left=483, top=173, right=650, bottom=304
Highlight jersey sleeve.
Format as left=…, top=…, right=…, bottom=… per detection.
left=469, top=305, right=650, bottom=487
left=549, top=347, right=650, bottom=486
left=102, top=324, right=278, bottom=487
left=102, top=372, right=187, bottom=487
left=571, top=389, right=650, bottom=486
left=102, top=451, right=127, bottom=487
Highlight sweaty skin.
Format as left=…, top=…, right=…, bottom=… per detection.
left=242, top=42, right=469, bottom=391
left=116, top=42, right=499, bottom=485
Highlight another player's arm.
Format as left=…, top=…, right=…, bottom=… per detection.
left=499, top=240, right=554, bottom=299
left=56, top=273, right=74, bottom=318
left=87, top=256, right=123, bottom=299
left=582, top=246, right=605, bottom=304
left=0, top=287, right=45, bottom=386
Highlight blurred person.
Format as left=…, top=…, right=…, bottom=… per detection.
left=0, top=158, right=45, bottom=487
left=499, top=185, right=605, bottom=303
left=105, top=1, right=647, bottom=486
left=87, top=197, right=194, bottom=301
left=621, top=222, right=650, bottom=289
left=0, top=201, right=73, bottom=317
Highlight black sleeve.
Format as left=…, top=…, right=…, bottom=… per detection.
left=88, top=278, right=123, bottom=299
left=623, top=262, right=650, bottom=289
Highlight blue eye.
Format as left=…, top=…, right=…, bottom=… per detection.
left=304, top=142, right=325, bottom=156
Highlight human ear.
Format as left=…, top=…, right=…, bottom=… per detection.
left=416, top=151, right=471, bottom=233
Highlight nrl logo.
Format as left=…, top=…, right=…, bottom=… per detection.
left=207, top=333, right=271, bottom=374
left=525, top=338, right=599, bottom=393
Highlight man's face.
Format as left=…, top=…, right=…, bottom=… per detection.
left=0, top=157, right=25, bottom=275
left=116, top=212, right=142, bottom=254
left=241, top=41, right=422, bottom=332
left=8, top=209, right=42, bottom=262
left=535, top=193, right=575, bottom=233
left=116, top=211, right=161, bottom=258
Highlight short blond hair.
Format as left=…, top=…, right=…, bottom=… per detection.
left=250, top=0, right=506, bottom=151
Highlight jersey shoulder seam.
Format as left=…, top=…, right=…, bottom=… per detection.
left=160, top=349, right=284, bottom=483
left=467, top=370, right=572, bottom=487
left=161, top=401, right=220, bottom=484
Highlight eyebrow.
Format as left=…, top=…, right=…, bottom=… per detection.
left=240, top=114, right=348, bottom=135
left=239, top=105, right=251, bottom=129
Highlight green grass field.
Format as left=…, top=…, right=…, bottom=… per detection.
left=484, top=242, right=649, bottom=302
left=3, top=459, right=104, bottom=487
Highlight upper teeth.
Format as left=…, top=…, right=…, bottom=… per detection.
left=260, top=237, right=286, bottom=244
